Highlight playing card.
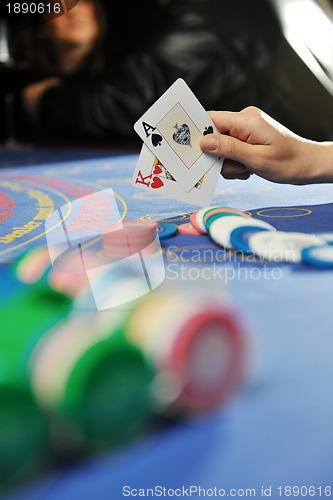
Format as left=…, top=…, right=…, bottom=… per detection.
left=133, top=79, right=222, bottom=192
left=132, top=144, right=222, bottom=207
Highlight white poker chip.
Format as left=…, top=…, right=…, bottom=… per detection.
left=302, top=245, right=333, bottom=268
left=248, top=231, right=327, bottom=263
left=314, top=232, right=333, bottom=245
left=191, top=206, right=220, bottom=234
left=209, top=216, right=276, bottom=250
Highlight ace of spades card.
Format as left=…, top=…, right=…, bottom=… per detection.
left=133, top=79, right=223, bottom=192
left=132, top=144, right=221, bottom=207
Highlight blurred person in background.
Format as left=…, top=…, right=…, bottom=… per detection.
left=1, top=0, right=326, bottom=144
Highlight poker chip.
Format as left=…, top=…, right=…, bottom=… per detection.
left=314, top=232, right=333, bottom=245
left=124, top=289, right=246, bottom=415
left=203, top=207, right=251, bottom=232
left=230, top=226, right=271, bottom=254
left=209, top=216, right=276, bottom=250
left=157, top=222, right=178, bottom=239
left=302, top=245, right=333, bottom=268
left=139, top=220, right=159, bottom=230
left=49, top=248, right=104, bottom=297
left=0, top=387, right=47, bottom=483
left=102, top=220, right=158, bottom=258
left=103, top=220, right=156, bottom=242
left=15, top=247, right=51, bottom=285
left=165, top=307, right=245, bottom=413
left=190, top=206, right=220, bottom=234
left=30, top=313, right=153, bottom=447
left=0, top=276, right=72, bottom=474
left=205, top=211, right=250, bottom=232
left=248, top=231, right=327, bottom=263
left=178, top=223, right=201, bottom=236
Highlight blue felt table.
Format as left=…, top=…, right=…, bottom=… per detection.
left=1, top=148, right=333, bottom=499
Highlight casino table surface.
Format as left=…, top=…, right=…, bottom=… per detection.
left=1, top=148, right=333, bottom=499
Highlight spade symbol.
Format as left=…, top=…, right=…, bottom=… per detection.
left=151, top=133, right=163, bottom=147
left=172, top=123, right=191, bottom=147
left=203, top=126, right=214, bottom=135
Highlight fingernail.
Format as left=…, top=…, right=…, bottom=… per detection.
left=201, top=136, right=218, bottom=151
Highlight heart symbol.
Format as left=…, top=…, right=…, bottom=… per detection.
left=153, top=165, right=163, bottom=175
left=151, top=176, right=164, bottom=189
left=152, top=133, right=163, bottom=147
left=203, top=126, right=213, bottom=135
left=173, top=123, right=191, bottom=147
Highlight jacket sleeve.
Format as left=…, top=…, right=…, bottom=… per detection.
left=37, top=4, right=249, bottom=140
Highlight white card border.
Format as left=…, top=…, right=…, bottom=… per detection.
left=132, top=144, right=222, bottom=207
left=134, top=79, right=220, bottom=192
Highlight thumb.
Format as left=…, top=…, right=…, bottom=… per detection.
left=200, top=133, right=258, bottom=169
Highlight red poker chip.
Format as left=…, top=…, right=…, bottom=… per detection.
left=178, top=223, right=201, bottom=236
left=102, top=221, right=156, bottom=242
left=190, top=211, right=206, bottom=234
left=138, top=220, right=159, bottom=230
left=203, top=207, right=250, bottom=228
left=103, top=221, right=156, bottom=239
left=166, top=309, right=245, bottom=414
left=102, top=220, right=157, bottom=258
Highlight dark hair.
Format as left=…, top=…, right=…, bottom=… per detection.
left=17, top=0, right=107, bottom=76
left=16, top=0, right=174, bottom=75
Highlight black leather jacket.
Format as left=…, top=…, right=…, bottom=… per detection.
left=1, top=0, right=328, bottom=143
left=35, top=0, right=283, bottom=142
left=3, top=0, right=322, bottom=143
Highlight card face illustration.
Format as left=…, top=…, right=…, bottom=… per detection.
left=133, top=79, right=221, bottom=192
left=132, top=144, right=222, bottom=207
left=157, top=103, right=203, bottom=169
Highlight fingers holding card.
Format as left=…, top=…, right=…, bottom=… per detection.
left=134, top=79, right=223, bottom=193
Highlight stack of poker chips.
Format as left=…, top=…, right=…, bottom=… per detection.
left=190, top=206, right=333, bottom=265
left=29, top=311, right=154, bottom=452
left=101, top=220, right=159, bottom=259
left=29, top=286, right=246, bottom=443
left=0, top=221, right=248, bottom=486
left=101, top=221, right=180, bottom=255
left=6, top=230, right=159, bottom=457
left=122, top=288, right=246, bottom=415
left=0, top=268, right=72, bottom=485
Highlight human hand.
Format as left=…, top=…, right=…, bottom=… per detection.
left=200, top=106, right=333, bottom=185
left=22, top=78, right=62, bottom=119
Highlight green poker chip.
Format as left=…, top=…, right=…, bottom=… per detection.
left=0, top=386, right=48, bottom=485
left=205, top=212, right=244, bottom=231
left=58, top=331, right=154, bottom=447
